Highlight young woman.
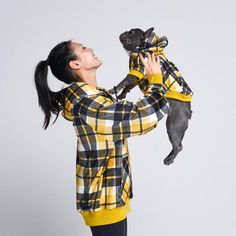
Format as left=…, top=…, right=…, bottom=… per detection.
left=34, top=40, right=169, bottom=236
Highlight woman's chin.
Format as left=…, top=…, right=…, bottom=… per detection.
left=96, top=59, right=103, bottom=67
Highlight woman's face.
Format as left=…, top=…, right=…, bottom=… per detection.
left=70, top=42, right=102, bottom=70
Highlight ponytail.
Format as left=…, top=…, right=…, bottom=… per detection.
left=34, top=60, right=64, bottom=129
left=34, top=40, right=78, bottom=129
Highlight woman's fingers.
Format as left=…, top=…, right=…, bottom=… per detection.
left=151, top=53, right=156, bottom=62
left=138, top=52, right=161, bottom=76
left=147, top=52, right=158, bottom=64
left=146, top=52, right=151, bottom=62
left=139, top=52, right=159, bottom=64
left=138, top=53, right=146, bottom=65
left=138, top=53, right=143, bottom=63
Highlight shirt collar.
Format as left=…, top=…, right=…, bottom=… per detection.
left=64, top=81, right=115, bottom=101
left=130, top=32, right=168, bottom=56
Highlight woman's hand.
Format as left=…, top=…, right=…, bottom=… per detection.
left=139, top=52, right=162, bottom=77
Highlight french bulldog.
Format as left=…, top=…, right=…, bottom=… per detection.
left=109, top=27, right=193, bottom=165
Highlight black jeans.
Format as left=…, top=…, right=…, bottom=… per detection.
left=90, top=218, right=127, bottom=236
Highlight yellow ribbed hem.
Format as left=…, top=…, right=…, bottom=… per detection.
left=128, top=69, right=144, bottom=79
left=166, top=91, right=192, bottom=102
left=80, top=198, right=131, bottom=227
left=148, top=73, right=163, bottom=84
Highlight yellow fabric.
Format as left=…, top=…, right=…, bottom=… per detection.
left=165, top=91, right=192, bottom=102
left=147, top=73, right=163, bottom=84
left=128, top=71, right=163, bottom=84
left=128, top=69, right=144, bottom=79
left=80, top=198, right=131, bottom=226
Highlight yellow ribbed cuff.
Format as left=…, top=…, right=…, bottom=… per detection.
left=148, top=73, right=163, bottom=84
left=165, top=91, right=193, bottom=102
left=128, top=69, right=144, bottom=79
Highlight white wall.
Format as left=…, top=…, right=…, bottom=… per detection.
left=0, top=0, right=235, bottom=235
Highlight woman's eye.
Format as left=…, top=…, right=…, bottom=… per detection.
left=83, top=46, right=86, bottom=49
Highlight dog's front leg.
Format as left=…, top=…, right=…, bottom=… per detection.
left=117, top=80, right=139, bottom=100
left=109, top=74, right=139, bottom=97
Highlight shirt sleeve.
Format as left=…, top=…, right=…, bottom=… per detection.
left=72, top=74, right=169, bottom=143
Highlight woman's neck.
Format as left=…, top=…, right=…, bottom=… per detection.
left=76, top=69, right=97, bottom=87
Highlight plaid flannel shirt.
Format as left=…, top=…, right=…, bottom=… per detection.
left=129, top=32, right=193, bottom=102
left=61, top=75, right=169, bottom=212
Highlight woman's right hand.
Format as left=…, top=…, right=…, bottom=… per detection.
left=139, top=52, right=162, bottom=78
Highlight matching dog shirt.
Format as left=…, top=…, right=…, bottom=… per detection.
left=128, top=32, right=193, bottom=102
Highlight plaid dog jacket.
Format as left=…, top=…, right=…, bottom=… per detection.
left=61, top=76, right=169, bottom=212
left=128, top=32, right=193, bottom=102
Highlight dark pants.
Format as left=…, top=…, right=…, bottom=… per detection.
left=90, top=218, right=127, bottom=236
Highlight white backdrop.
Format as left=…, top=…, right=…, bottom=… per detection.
left=1, top=0, right=236, bottom=235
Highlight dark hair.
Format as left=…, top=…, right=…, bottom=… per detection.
left=34, top=40, right=78, bottom=129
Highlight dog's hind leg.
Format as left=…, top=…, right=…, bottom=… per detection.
left=164, top=99, right=192, bottom=165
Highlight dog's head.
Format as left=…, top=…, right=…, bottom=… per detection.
left=119, top=27, right=154, bottom=51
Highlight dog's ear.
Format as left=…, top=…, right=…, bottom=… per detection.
left=143, top=27, right=154, bottom=39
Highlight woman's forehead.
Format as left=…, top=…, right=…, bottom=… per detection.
left=70, top=42, right=85, bottom=56
left=71, top=42, right=83, bottom=48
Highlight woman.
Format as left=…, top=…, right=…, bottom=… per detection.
left=34, top=40, right=169, bottom=236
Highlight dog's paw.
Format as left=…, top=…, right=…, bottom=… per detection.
left=108, top=88, right=115, bottom=94
left=163, top=157, right=174, bottom=165
left=117, top=92, right=127, bottom=100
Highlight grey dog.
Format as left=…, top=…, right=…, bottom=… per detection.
left=109, top=27, right=193, bottom=165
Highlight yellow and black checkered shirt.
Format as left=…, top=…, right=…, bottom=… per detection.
left=61, top=74, right=169, bottom=212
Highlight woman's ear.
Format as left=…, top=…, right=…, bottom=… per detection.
left=69, top=60, right=80, bottom=70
